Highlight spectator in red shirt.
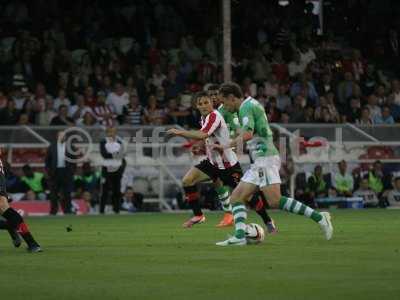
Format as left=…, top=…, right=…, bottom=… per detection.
left=84, top=86, right=97, bottom=108
left=148, top=38, right=161, bottom=67
left=93, top=91, right=117, bottom=126
left=196, top=54, right=217, bottom=84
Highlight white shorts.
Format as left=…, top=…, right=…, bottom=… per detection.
left=241, top=155, right=281, bottom=188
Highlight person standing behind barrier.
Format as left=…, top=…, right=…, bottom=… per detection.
left=99, top=127, right=126, bottom=214
left=45, top=130, right=76, bottom=214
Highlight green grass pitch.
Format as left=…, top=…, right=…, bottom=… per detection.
left=0, top=209, right=399, bottom=300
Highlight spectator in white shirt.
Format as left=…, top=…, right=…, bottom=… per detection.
left=106, top=82, right=129, bottom=116
left=354, top=178, right=379, bottom=207
left=148, top=64, right=166, bottom=90
left=69, top=94, right=93, bottom=121
left=299, top=43, right=316, bottom=66
left=288, top=52, right=307, bottom=78
left=53, top=89, right=71, bottom=111
left=386, top=177, right=400, bottom=208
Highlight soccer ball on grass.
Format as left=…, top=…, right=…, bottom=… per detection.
left=245, top=223, right=265, bottom=244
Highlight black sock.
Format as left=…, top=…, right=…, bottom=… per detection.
left=250, top=193, right=272, bottom=225
left=256, top=208, right=272, bottom=225
left=184, top=186, right=203, bottom=216
left=0, top=219, right=19, bottom=241
left=0, top=219, right=7, bottom=229
left=2, top=208, right=39, bottom=247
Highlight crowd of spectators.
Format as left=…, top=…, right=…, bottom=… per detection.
left=1, top=1, right=400, bottom=128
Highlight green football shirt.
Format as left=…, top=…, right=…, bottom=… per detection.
left=238, top=97, right=279, bottom=159
left=218, top=104, right=240, bottom=138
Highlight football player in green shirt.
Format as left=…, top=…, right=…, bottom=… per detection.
left=208, top=85, right=278, bottom=233
left=214, top=82, right=333, bottom=246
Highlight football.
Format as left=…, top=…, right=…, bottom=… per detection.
left=245, top=223, right=265, bottom=244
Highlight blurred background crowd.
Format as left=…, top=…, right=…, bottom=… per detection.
left=1, top=0, right=400, bottom=127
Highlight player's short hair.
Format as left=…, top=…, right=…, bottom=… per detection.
left=219, top=82, right=243, bottom=99
left=207, top=84, right=220, bottom=92
left=194, top=91, right=209, bottom=103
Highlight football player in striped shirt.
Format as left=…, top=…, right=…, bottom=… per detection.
left=0, top=150, right=42, bottom=252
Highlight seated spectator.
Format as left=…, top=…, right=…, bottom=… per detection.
left=276, top=83, right=291, bottom=112
left=306, top=165, right=330, bottom=205
left=386, top=177, right=400, bottom=208
left=373, top=105, right=394, bottom=124
left=337, top=72, right=356, bottom=105
left=0, top=91, right=8, bottom=109
left=196, top=54, right=217, bottom=84
left=356, top=106, right=373, bottom=125
left=36, top=98, right=56, bottom=125
left=93, top=91, right=116, bottom=126
left=106, top=82, right=129, bottom=116
left=288, top=95, right=306, bottom=122
left=70, top=95, right=93, bottom=122
left=74, top=162, right=100, bottom=207
left=304, top=106, right=315, bottom=122
left=0, top=100, right=20, bottom=125
left=163, top=68, right=185, bottom=100
left=333, top=160, right=354, bottom=197
left=367, top=161, right=385, bottom=198
left=165, top=98, right=190, bottom=126
left=121, top=186, right=143, bottom=212
left=345, top=97, right=361, bottom=123
left=50, top=104, right=75, bottom=126
left=354, top=178, right=379, bottom=207
left=366, top=94, right=382, bottom=120
left=148, top=64, right=166, bottom=90
left=122, top=95, right=145, bottom=125
left=3, top=161, right=27, bottom=193
left=144, top=94, right=166, bottom=125
left=21, top=164, right=46, bottom=200
left=316, top=73, right=335, bottom=96
left=288, top=52, right=307, bottom=78
left=84, top=86, right=97, bottom=108
left=265, top=97, right=281, bottom=123
left=315, top=94, right=339, bottom=122
left=386, top=93, right=400, bottom=121
left=264, top=74, right=279, bottom=98
left=53, top=89, right=71, bottom=111
left=271, top=49, right=288, bottom=82
left=77, top=110, right=98, bottom=126
left=316, top=106, right=334, bottom=123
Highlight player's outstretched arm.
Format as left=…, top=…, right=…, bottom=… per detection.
left=167, top=128, right=208, bottom=140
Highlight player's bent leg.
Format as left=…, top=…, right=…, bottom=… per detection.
left=0, top=195, right=42, bottom=252
left=261, top=185, right=333, bottom=240
left=216, top=181, right=257, bottom=246
left=0, top=219, right=22, bottom=248
left=181, top=167, right=210, bottom=228
left=214, top=181, right=233, bottom=227
left=249, top=192, right=277, bottom=234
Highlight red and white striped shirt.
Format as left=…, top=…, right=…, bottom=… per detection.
left=93, top=104, right=116, bottom=127
left=200, top=110, right=238, bottom=169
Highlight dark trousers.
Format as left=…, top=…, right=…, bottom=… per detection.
left=100, top=169, right=123, bottom=214
left=49, top=168, right=73, bottom=215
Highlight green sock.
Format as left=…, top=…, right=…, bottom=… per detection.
left=279, top=196, right=322, bottom=223
left=216, top=186, right=232, bottom=212
left=232, top=203, right=247, bottom=239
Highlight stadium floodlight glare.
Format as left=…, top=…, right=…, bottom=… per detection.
left=278, top=0, right=290, bottom=6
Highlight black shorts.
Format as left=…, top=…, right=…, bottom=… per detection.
left=0, top=172, right=10, bottom=202
left=195, top=160, right=243, bottom=189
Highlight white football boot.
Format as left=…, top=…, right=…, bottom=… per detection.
left=318, top=212, right=333, bottom=240
left=215, top=235, right=247, bottom=246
